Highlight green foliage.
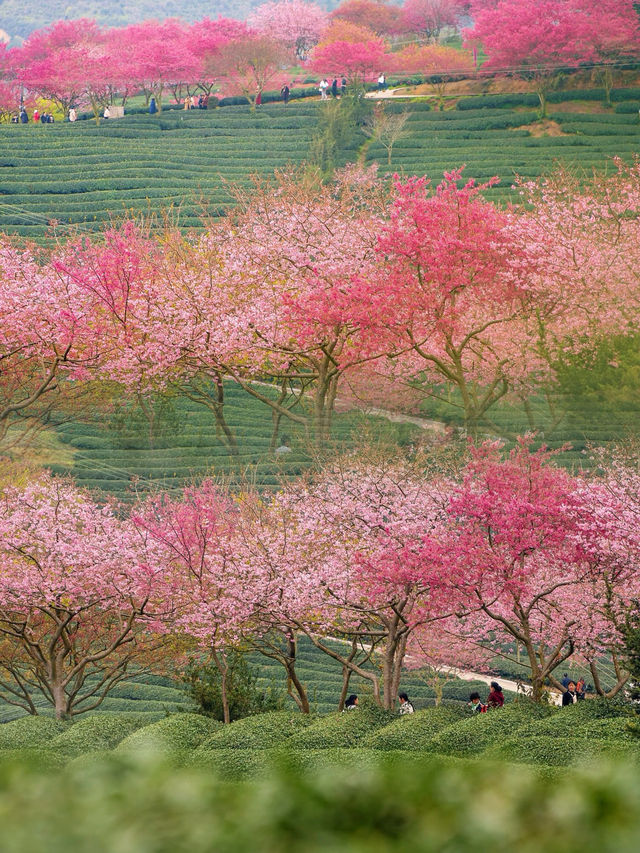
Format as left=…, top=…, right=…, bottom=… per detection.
left=183, top=651, right=284, bottom=722
left=0, top=716, right=68, bottom=749
left=196, top=710, right=315, bottom=750
left=287, top=700, right=395, bottom=749
left=309, top=94, right=370, bottom=175
left=4, top=751, right=640, bottom=851
left=427, top=702, right=553, bottom=757
left=47, top=713, right=152, bottom=757
left=116, top=712, right=221, bottom=754
left=363, top=706, right=469, bottom=751
left=484, top=735, right=640, bottom=767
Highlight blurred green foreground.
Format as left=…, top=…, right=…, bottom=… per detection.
left=0, top=753, right=638, bottom=853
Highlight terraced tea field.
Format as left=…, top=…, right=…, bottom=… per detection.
left=1, top=91, right=639, bottom=241
left=366, top=99, right=640, bottom=203
left=0, top=104, right=321, bottom=239
left=42, top=382, right=422, bottom=499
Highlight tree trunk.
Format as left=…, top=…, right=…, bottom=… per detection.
left=284, top=633, right=310, bottom=713
left=212, top=649, right=231, bottom=724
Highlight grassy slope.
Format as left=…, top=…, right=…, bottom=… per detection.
left=2, top=96, right=638, bottom=241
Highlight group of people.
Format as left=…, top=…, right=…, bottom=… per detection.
left=318, top=78, right=347, bottom=100
left=343, top=692, right=415, bottom=714
left=11, top=108, right=55, bottom=123
left=469, top=682, right=505, bottom=713
left=183, top=94, right=210, bottom=110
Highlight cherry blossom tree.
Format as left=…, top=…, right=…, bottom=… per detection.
left=209, top=34, right=291, bottom=108
left=466, top=0, right=640, bottom=117
left=119, top=19, right=198, bottom=113
left=190, top=17, right=250, bottom=96
left=359, top=169, right=543, bottom=436
left=0, top=473, right=175, bottom=719
left=330, top=0, right=403, bottom=37
left=510, top=159, right=640, bottom=384
left=0, top=239, right=110, bottom=451
left=133, top=481, right=255, bottom=722
left=402, top=0, right=464, bottom=42
left=311, top=36, right=390, bottom=85
left=446, top=440, right=595, bottom=702
left=249, top=1, right=327, bottom=60
left=318, top=18, right=381, bottom=45
left=393, top=43, right=475, bottom=107
left=275, top=454, right=455, bottom=710
left=13, top=18, right=103, bottom=115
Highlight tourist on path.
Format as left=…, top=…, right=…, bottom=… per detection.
left=319, top=79, right=329, bottom=100
left=149, top=97, right=157, bottom=114
left=69, top=108, right=77, bottom=122
left=281, top=84, right=290, bottom=105
left=331, top=78, right=338, bottom=98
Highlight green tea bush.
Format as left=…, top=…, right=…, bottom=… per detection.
left=484, top=735, right=640, bottom=767
left=515, top=701, right=633, bottom=741
left=0, top=716, right=69, bottom=749
left=427, top=702, right=553, bottom=757
left=48, top=713, right=152, bottom=757
left=363, top=706, right=468, bottom=750
left=116, top=713, right=221, bottom=754
left=4, top=752, right=640, bottom=851
left=196, top=710, right=314, bottom=750
left=288, top=702, right=395, bottom=749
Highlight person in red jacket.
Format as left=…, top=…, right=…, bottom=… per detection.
left=487, top=681, right=505, bottom=709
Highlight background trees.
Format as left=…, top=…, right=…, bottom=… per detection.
left=465, top=0, right=640, bottom=117
left=0, top=474, right=174, bottom=719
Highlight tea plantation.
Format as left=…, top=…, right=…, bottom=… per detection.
left=367, top=93, right=640, bottom=204
left=0, top=696, right=634, bottom=777
left=2, top=89, right=640, bottom=241
left=42, top=381, right=424, bottom=499
left=0, top=103, right=322, bottom=239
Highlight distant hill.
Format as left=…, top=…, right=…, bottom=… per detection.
left=1, top=0, right=340, bottom=42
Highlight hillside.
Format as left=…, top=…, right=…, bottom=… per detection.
left=0, top=0, right=339, bottom=42
left=2, top=93, right=639, bottom=241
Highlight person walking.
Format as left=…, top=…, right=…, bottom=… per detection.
left=103, top=106, right=111, bottom=119
left=341, top=76, right=347, bottom=96
left=149, top=97, right=157, bottom=115
left=319, top=78, right=329, bottom=100
left=19, top=107, right=28, bottom=123
left=487, top=682, right=504, bottom=709
left=33, top=109, right=40, bottom=123
left=69, top=107, right=77, bottom=122
left=280, top=84, right=290, bottom=105
left=331, top=78, right=338, bottom=98
left=398, top=692, right=415, bottom=715
left=377, top=73, right=386, bottom=91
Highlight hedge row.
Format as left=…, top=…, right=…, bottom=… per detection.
left=456, top=87, right=640, bottom=110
